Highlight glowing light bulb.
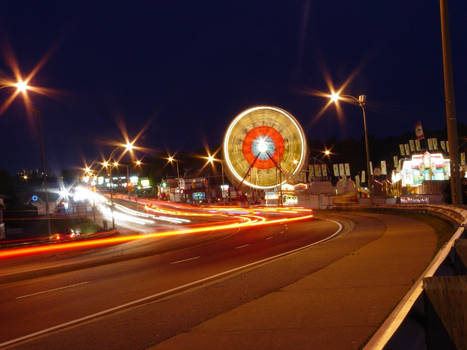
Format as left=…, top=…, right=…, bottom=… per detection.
left=330, top=92, right=340, bottom=103
left=14, top=80, right=29, bottom=93
left=125, top=142, right=134, bottom=151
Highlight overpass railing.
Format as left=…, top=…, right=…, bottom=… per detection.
left=363, top=204, right=467, bottom=350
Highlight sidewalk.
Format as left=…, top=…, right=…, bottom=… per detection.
left=151, top=212, right=437, bottom=350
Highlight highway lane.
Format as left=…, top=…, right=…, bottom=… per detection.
left=0, top=216, right=339, bottom=347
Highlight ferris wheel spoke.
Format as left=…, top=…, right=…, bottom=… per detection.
left=237, top=152, right=261, bottom=188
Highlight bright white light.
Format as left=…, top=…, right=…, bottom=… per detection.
left=125, top=142, right=134, bottom=151
left=330, top=92, right=340, bottom=103
left=257, top=138, right=268, bottom=153
left=14, top=80, right=29, bottom=93
left=59, top=189, right=70, bottom=198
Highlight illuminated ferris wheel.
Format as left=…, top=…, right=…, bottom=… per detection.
left=223, top=106, right=307, bottom=190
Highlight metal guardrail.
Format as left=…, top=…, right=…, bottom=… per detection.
left=363, top=204, right=467, bottom=350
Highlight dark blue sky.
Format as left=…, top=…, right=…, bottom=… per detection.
left=1, top=1, right=466, bottom=173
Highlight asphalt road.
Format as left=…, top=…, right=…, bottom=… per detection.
left=0, top=214, right=339, bottom=349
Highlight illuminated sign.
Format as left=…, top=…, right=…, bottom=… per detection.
left=141, top=179, right=150, bottom=188
left=281, top=183, right=294, bottom=191
left=193, top=192, right=205, bottom=201
left=284, top=195, right=298, bottom=205
left=265, top=192, right=278, bottom=200
left=400, top=152, right=450, bottom=186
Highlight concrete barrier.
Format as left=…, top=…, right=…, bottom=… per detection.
left=364, top=204, right=467, bottom=350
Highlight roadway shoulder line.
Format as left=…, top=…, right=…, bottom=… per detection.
left=170, top=256, right=200, bottom=264
left=16, top=281, right=90, bottom=300
left=0, top=218, right=342, bottom=349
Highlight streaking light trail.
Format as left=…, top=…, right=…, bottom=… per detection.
left=0, top=185, right=314, bottom=259
left=0, top=212, right=313, bottom=259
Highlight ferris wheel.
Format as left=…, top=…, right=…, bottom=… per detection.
left=223, top=106, right=307, bottom=190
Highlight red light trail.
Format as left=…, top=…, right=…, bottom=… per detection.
left=0, top=210, right=313, bottom=260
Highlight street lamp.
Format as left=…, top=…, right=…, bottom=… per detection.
left=205, top=153, right=226, bottom=202
left=330, top=92, right=372, bottom=201
left=167, top=155, right=180, bottom=180
left=101, top=160, right=115, bottom=230
left=10, top=81, right=52, bottom=234
left=14, top=80, right=29, bottom=93
left=124, top=142, right=134, bottom=152
left=104, top=139, right=141, bottom=204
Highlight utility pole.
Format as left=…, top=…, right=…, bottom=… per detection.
left=440, top=0, right=462, bottom=204
left=109, top=166, right=115, bottom=230
left=35, top=110, right=51, bottom=236
left=358, top=95, right=373, bottom=204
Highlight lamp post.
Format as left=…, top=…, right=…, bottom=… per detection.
left=206, top=154, right=226, bottom=202
left=168, top=155, right=180, bottom=180
left=35, top=109, right=52, bottom=235
left=330, top=93, right=372, bottom=201
left=101, top=161, right=115, bottom=230
left=134, top=160, right=142, bottom=203
left=105, top=141, right=137, bottom=201
left=114, top=162, right=130, bottom=199
left=168, top=155, right=182, bottom=201
left=115, top=161, right=141, bottom=201
left=1, top=74, right=59, bottom=234
left=6, top=81, right=52, bottom=235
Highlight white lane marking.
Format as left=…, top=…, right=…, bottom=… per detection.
left=16, top=281, right=90, bottom=300
left=170, top=256, right=200, bottom=265
left=0, top=219, right=343, bottom=348
left=265, top=236, right=273, bottom=240
left=280, top=230, right=285, bottom=234
left=235, top=244, right=250, bottom=249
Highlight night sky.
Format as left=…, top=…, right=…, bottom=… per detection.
left=1, top=1, right=466, bottom=174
